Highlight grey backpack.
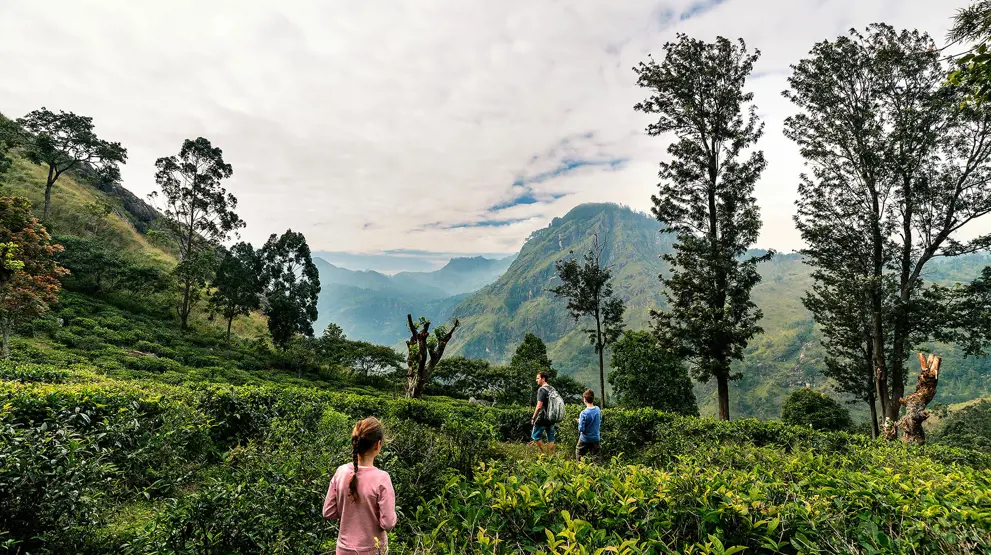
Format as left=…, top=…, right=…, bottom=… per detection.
left=542, top=385, right=566, bottom=424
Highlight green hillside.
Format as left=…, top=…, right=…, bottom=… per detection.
left=1, top=156, right=175, bottom=266
left=449, top=203, right=991, bottom=419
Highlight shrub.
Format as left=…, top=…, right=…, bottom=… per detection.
left=933, top=399, right=991, bottom=453
left=781, top=388, right=853, bottom=432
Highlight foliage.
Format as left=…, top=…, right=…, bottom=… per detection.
left=780, top=388, right=853, bottom=432
left=15, top=107, right=127, bottom=219
left=55, top=235, right=167, bottom=298
left=609, top=330, right=698, bottom=416
left=549, top=236, right=625, bottom=407
left=784, top=24, right=991, bottom=438
left=408, top=446, right=991, bottom=554
left=948, top=1, right=991, bottom=104
left=0, top=196, right=68, bottom=358
left=209, top=242, right=266, bottom=343
left=261, top=230, right=320, bottom=349
left=933, top=399, right=991, bottom=452
left=151, top=137, right=244, bottom=331
left=635, top=35, right=771, bottom=421
left=0, top=114, right=17, bottom=181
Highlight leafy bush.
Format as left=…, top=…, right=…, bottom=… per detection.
left=933, top=399, right=991, bottom=453
left=609, top=330, right=699, bottom=415
left=781, top=388, right=853, bottom=432
left=406, top=446, right=991, bottom=554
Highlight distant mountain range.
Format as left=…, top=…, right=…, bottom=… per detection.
left=315, top=203, right=991, bottom=418
left=313, top=255, right=516, bottom=346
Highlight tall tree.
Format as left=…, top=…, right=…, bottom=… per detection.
left=405, top=314, right=459, bottom=399
left=151, top=137, right=244, bottom=330
left=0, top=197, right=68, bottom=358
left=549, top=234, right=625, bottom=407
left=209, top=242, right=266, bottom=344
left=784, top=24, right=991, bottom=440
left=16, top=108, right=127, bottom=219
left=634, top=35, right=771, bottom=420
left=609, top=330, right=698, bottom=416
left=261, top=230, right=320, bottom=350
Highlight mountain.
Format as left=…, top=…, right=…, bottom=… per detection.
left=394, top=255, right=516, bottom=297
left=313, top=255, right=515, bottom=346
left=447, top=203, right=991, bottom=419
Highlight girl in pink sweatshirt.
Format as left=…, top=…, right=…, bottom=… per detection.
left=323, top=417, right=397, bottom=555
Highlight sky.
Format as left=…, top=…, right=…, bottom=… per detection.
left=0, top=0, right=973, bottom=272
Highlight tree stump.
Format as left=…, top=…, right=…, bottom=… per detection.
left=897, top=353, right=941, bottom=445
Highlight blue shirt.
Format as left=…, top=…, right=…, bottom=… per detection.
left=578, top=406, right=601, bottom=443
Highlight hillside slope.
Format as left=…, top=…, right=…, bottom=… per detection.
left=449, top=203, right=991, bottom=418
left=1, top=155, right=174, bottom=265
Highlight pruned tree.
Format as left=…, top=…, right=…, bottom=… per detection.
left=899, top=353, right=941, bottom=444
left=634, top=35, right=771, bottom=420
left=0, top=197, right=68, bottom=358
left=261, top=230, right=320, bottom=350
left=16, top=108, right=127, bottom=219
left=209, top=242, right=266, bottom=344
left=151, top=137, right=244, bottom=331
left=405, top=314, right=459, bottom=399
left=549, top=234, right=625, bottom=407
left=784, top=24, right=991, bottom=440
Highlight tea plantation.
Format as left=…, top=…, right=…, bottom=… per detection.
left=2, top=359, right=989, bottom=554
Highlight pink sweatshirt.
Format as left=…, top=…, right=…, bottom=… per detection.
left=323, top=464, right=397, bottom=554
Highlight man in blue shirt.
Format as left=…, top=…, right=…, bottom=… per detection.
left=576, top=389, right=601, bottom=464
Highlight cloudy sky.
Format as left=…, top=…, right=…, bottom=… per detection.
left=0, top=0, right=971, bottom=271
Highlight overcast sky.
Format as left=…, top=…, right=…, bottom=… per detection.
left=0, top=0, right=972, bottom=271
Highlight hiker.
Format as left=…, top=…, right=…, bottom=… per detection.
left=531, top=370, right=565, bottom=456
left=576, top=388, right=601, bottom=464
left=323, top=417, right=397, bottom=555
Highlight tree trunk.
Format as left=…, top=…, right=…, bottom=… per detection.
left=868, top=389, right=880, bottom=440
left=226, top=318, right=233, bottom=345
left=716, top=374, right=730, bottom=420
left=179, top=279, right=192, bottom=331
left=2, top=323, right=9, bottom=360
left=44, top=166, right=55, bottom=220
left=898, top=353, right=941, bottom=445
left=598, top=342, right=606, bottom=408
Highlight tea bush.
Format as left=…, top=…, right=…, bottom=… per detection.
left=2, top=363, right=990, bottom=554
left=406, top=447, right=991, bottom=554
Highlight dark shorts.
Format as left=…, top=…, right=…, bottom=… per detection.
left=531, top=423, right=556, bottom=443
left=576, top=440, right=601, bottom=463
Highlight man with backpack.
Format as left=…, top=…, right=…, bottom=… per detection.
left=530, top=370, right=564, bottom=456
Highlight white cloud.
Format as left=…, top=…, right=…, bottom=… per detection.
left=0, top=0, right=971, bottom=262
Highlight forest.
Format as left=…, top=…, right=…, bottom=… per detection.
left=2, top=2, right=991, bottom=554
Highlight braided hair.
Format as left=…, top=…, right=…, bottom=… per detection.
left=348, top=417, right=384, bottom=503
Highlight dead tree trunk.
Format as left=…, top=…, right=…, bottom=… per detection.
left=405, top=314, right=459, bottom=399
left=898, top=352, right=941, bottom=445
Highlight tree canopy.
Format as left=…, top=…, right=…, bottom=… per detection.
left=17, top=108, right=127, bottom=219
left=0, top=196, right=67, bottom=358
left=609, top=330, right=698, bottom=416
left=635, top=34, right=770, bottom=420
left=784, top=24, right=991, bottom=439
left=152, top=137, right=244, bottom=331
left=550, top=235, right=625, bottom=407
left=210, top=242, right=266, bottom=344
left=261, top=230, right=320, bottom=350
